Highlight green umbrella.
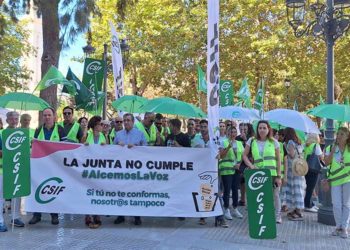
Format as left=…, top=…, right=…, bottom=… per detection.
left=307, top=104, right=350, bottom=122
left=0, top=92, right=50, bottom=110
left=111, top=95, right=148, bottom=113
left=140, top=97, right=206, bottom=118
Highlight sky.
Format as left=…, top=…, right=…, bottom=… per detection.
left=58, top=34, right=85, bottom=79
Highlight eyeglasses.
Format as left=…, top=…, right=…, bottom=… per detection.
left=63, top=112, right=72, bottom=116
left=102, top=124, right=110, bottom=127
left=149, top=120, right=155, bottom=123
left=155, top=122, right=162, bottom=125
left=115, top=121, right=123, bottom=124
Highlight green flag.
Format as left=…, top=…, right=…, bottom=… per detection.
left=344, top=96, right=349, bottom=105
left=293, top=100, right=298, bottom=111
left=236, top=78, right=251, bottom=108
left=197, top=65, right=207, bottom=93
left=82, top=58, right=105, bottom=91
left=254, top=78, right=264, bottom=111
left=35, top=66, right=72, bottom=91
left=83, top=91, right=106, bottom=116
left=219, top=80, right=234, bottom=107
left=2, top=128, right=31, bottom=199
left=65, top=68, right=94, bottom=109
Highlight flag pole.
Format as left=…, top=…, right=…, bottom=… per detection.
left=102, top=43, right=108, bottom=119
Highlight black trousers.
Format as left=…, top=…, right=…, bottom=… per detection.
left=231, top=172, right=240, bottom=208
left=33, top=212, right=58, bottom=218
left=304, top=171, right=319, bottom=208
left=221, top=175, right=233, bottom=209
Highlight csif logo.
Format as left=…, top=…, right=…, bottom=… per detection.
left=248, top=171, right=268, bottom=191
left=5, top=131, right=27, bottom=151
left=35, top=177, right=66, bottom=204
left=86, top=61, right=103, bottom=75
left=220, top=81, right=231, bottom=93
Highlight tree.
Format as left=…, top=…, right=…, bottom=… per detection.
left=91, top=0, right=350, bottom=111
left=1, top=0, right=99, bottom=109
left=0, top=13, right=32, bottom=94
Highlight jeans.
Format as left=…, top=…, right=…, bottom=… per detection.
left=331, top=182, right=350, bottom=230
left=231, top=172, right=240, bottom=208
left=304, top=171, right=319, bottom=208
left=221, top=175, right=233, bottom=209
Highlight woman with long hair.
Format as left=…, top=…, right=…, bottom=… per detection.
left=324, top=127, right=350, bottom=239
left=78, top=117, right=88, bottom=143
left=304, top=133, right=323, bottom=213
left=284, top=127, right=305, bottom=221
left=243, top=120, right=282, bottom=223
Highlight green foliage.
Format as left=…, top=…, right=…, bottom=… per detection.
left=0, top=14, right=32, bottom=94
left=90, top=0, right=350, bottom=111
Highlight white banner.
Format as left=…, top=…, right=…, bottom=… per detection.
left=207, top=0, right=220, bottom=157
left=110, top=21, right=124, bottom=99
left=25, top=140, right=222, bottom=217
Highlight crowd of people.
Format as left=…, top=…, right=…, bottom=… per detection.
left=0, top=106, right=349, bottom=239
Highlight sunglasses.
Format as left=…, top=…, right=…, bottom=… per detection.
left=155, top=122, right=162, bottom=125
left=63, top=112, right=72, bottom=115
left=115, top=121, right=123, bottom=124
left=149, top=120, right=155, bottom=123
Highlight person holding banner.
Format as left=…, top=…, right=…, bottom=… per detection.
left=84, top=115, right=105, bottom=228
left=135, top=112, right=159, bottom=146
left=185, top=118, right=197, bottom=145
left=192, top=120, right=228, bottom=227
left=243, top=120, right=282, bottom=224
left=101, top=120, right=112, bottom=144
left=60, top=106, right=83, bottom=143
left=78, top=116, right=88, bottom=141
left=29, top=107, right=66, bottom=225
left=324, top=127, right=350, bottom=239
left=4, top=111, right=25, bottom=227
left=0, top=112, right=26, bottom=231
left=109, top=117, right=123, bottom=143
left=114, top=113, right=147, bottom=226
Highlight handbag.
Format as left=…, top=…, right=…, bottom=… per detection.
left=306, top=144, right=322, bottom=173
left=291, top=143, right=309, bottom=176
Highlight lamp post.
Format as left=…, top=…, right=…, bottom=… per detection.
left=284, top=78, right=291, bottom=109
left=286, top=0, right=350, bottom=225
left=82, top=30, right=96, bottom=57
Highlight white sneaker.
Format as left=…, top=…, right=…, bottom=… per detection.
left=305, top=207, right=318, bottom=213
left=224, top=208, right=233, bottom=220
left=232, top=208, right=243, bottom=219
left=276, top=215, right=282, bottom=224
left=340, top=229, right=349, bottom=239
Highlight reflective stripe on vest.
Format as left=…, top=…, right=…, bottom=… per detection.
left=86, top=130, right=106, bottom=145
left=109, top=128, right=116, bottom=142
left=218, top=139, right=234, bottom=175
left=38, top=124, right=60, bottom=142
left=326, top=145, right=350, bottom=187
left=135, top=122, right=156, bottom=145
left=60, top=122, right=80, bottom=143
left=251, top=139, right=277, bottom=176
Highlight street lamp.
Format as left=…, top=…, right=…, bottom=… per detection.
left=284, top=79, right=291, bottom=109
left=286, top=0, right=350, bottom=226
left=120, top=39, right=130, bottom=67
left=82, top=30, right=96, bottom=57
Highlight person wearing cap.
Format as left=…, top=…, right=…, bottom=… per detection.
left=283, top=127, right=305, bottom=221
left=29, top=107, right=66, bottom=226
left=324, top=127, right=350, bottom=239
left=101, top=120, right=112, bottom=144
left=59, top=106, right=83, bottom=143
left=243, top=120, right=282, bottom=224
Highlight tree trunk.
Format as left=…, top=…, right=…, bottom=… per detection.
left=39, top=0, right=60, bottom=111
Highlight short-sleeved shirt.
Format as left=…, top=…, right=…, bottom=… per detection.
left=286, top=140, right=303, bottom=158
left=246, top=137, right=279, bottom=156
left=165, top=132, right=191, bottom=147
left=114, top=128, right=147, bottom=146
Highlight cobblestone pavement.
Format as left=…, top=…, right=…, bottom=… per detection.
left=0, top=208, right=348, bottom=250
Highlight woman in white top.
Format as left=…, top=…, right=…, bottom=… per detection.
left=243, top=120, right=282, bottom=223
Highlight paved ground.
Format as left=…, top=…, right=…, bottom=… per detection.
left=0, top=206, right=348, bottom=250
